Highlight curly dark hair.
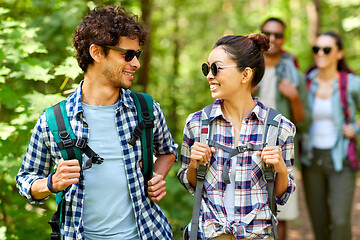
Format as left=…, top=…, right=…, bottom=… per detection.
left=73, top=5, right=148, bottom=72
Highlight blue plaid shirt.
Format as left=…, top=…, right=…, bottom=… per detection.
left=16, top=82, right=178, bottom=240
left=178, top=99, right=296, bottom=239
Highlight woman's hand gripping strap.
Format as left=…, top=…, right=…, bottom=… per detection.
left=189, top=105, right=212, bottom=240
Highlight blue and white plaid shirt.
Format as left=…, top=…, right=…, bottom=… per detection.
left=178, top=99, right=296, bottom=240
left=16, top=82, right=178, bottom=240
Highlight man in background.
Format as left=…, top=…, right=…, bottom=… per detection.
left=254, top=17, right=309, bottom=240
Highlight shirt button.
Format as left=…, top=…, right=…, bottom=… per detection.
left=77, top=202, right=82, bottom=206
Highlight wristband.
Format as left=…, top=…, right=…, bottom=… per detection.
left=47, top=172, right=60, bottom=193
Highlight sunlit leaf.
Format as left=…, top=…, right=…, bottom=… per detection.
left=54, top=56, right=82, bottom=79
left=0, top=122, right=16, bottom=140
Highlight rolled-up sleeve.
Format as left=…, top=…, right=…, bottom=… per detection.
left=276, top=120, right=296, bottom=205
left=16, top=114, right=52, bottom=204
left=177, top=113, right=198, bottom=194
left=152, top=101, right=178, bottom=158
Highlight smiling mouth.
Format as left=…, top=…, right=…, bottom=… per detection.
left=123, top=71, right=134, bottom=77
left=210, top=84, right=220, bottom=91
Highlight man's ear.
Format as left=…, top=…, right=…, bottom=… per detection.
left=241, top=67, right=253, bottom=84
left=89, top=44, right=105, bottom=63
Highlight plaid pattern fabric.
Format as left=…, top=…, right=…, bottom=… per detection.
left=16, top=82, right=177, bottom=240
left=178, top=98, right=296, bottom=240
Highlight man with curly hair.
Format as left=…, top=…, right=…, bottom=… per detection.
left=16, top=5, right=177, bottom=240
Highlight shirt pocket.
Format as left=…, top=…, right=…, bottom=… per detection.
left=250, top=152, right=266, bottom=190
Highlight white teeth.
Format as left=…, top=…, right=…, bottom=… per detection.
left=210, top=85, right=219, bottom=91
left=123, top=72, right=132, bottom=76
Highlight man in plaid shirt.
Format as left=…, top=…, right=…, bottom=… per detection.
left=16, top=5, right=177, bottom=240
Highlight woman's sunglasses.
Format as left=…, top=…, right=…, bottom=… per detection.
left=103, top=45, right=142, bottom=62
left=312, top=46, right=332, bottom=55
left=201, top=63, right=239, bottom=76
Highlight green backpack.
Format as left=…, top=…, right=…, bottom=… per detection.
left=46, top=91, right=154, bottom=240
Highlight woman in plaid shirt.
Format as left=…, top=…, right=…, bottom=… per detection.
left=178, top=34, right=296, bottom=240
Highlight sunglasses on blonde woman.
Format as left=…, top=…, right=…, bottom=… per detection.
left=201, top=62, right=240, bottom=76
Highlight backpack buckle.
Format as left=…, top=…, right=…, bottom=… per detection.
left=264, top=165, right=275, bottom=182
left=236, top=145, right=248, bottom=153
left=59, top=130, right=69, bottom=139
left=142, top=113, right=154, bottom=128
left=50, top=232, right=61, bottom=240
left=61, top=139, right=74, bottom=149
left=91, top=154, right=104, bottom=164
left=75, top=139, right=86, bottom=149
left=83, top=155, right=104, bottom=170
left=128, top=127, right=142, bottom=146
left=196, top=163, right=208, bottom=180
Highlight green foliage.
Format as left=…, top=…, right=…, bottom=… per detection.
left=1, top=0, right=359, bottom=239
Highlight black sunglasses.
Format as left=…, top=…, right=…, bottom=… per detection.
left=202, top=62, right=239, bottom=77
left=262, top=31, right=284, bottom=39
left=312, top=46, right=332, bottom=55
left=103, top=45, right=142, bottom=62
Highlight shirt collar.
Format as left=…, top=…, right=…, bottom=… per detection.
left=69, top=81, right=135, bottom=118
left=209, top=98, right=268, bottom=124
left=251, top=97, right=268, bottom=124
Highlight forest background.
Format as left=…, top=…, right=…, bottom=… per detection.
left=0, top=0, right=359, bottom=239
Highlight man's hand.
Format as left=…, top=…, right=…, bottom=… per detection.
left=147, top=172, right=166, bottom=202
left=278, top=79, right=299, bottom=100
left=30, top=159, right=81, bottom=200
left=51, top=159, right=81, bottom=192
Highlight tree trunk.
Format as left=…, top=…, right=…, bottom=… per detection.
left=139, top=0, right=151, bottom=92
left=168, top=7, right=180, bottom=135
left=307, top=0, right=321, bottom=44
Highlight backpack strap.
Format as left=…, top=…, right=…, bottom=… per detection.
left=338, top=72, right=360, bottom=170
left=45, top=100, right=104, bottom=240
left=190, top=104, right=212, bottom=240
left=128, top=91, right=155, bottom=184
left=339, top=71, right=350, bottom=123
left=262, top=107, right=282, bottom=240
left=45, top=101, right=82, bottom=161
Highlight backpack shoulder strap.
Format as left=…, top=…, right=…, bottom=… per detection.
left=128, top=91, right=155, bottom=183
left=339, top=71, right=350, bottom=123
left=45, top=100, right=104, bottom=240
left=45, top=100, right=82, bottom=161
left=262, top=107, right=282, bottom=240
left=45, top=100, right=81, bottom=240
left=190, top=104, right=212, bottom=240
left=305, top=66, right=318, bottom=91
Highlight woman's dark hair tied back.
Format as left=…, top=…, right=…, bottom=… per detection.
left=246, top=33, right=270, bottom=53
left=214, top=34, right=269, bottom=87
